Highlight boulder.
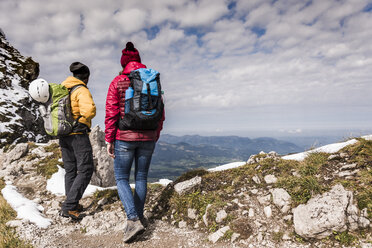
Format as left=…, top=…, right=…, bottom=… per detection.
left=208, top=226, right=230, bottom=243
left=216, top=210, right=227, bottom=223
left=271, top=188, right=291, bottom=213
left=188, top=208, right=197, bottom=220
left=293, top=184, right=362, bottom=239
left=5, top=143, right=29, bottom=163
left=264, top=174, right=277, bottom=184
left=31, top=147, right=53, bottom=158
left=174, top=176, right=202, bottom=195
left=89, top=126, right=115, bottom=187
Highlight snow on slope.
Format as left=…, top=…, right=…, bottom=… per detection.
left=283, top=134, right=372, bottom=161
left=208, top=161, right=247, bottom=172
left=46, top=166, right=173, bottom=198
left=282, top=139, right=358, bottom=161
left=0, top=34, right=47, bottom=145
left=2, top=182, right=52, bottom=228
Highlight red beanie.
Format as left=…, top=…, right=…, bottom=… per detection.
left=120, top=42, right=141, bottom=68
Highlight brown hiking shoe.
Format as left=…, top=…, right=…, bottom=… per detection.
left=76, top=204, right=84, bottom=212
left=59, top=210, right=83, bottom=220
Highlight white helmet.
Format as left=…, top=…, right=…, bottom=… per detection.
left=29, top=78, right=50, bottom=103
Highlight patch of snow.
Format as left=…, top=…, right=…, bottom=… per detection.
left=35, top=142, right=51, bottom=146
left=152, top=179, right=173, bottom=186
left=5, top=59, right=19, bottom=68
left=46, top=166, right=66, bottom=196
left=208, top=161, right=246, bottom=172
left=83, top=184, right=118, bottom=197
left=1, top=182, right=52, bottom=228
left=0, top=123, right=10, bottom=132
left=362, top=134, right=372, bottom=141
left=0, top=47, right=10, bottom=57
left=35, top=134, right=44, bottom=142
left=282, top=139, right=358, bottom=161
left=47, top=166, right=117, bottom=198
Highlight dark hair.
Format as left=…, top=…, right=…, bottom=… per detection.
left=70, top=62, right=90, bottom=81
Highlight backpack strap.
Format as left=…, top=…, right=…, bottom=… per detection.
left=69, top=84, right=86, bottom=93
left=117, top=77, right=131, bottom=118
left=68, top=84, right=86, bottom=125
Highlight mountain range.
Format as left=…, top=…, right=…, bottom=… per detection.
left=148, top=134, right=302, bottom=181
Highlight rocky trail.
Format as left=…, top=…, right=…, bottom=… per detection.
left=0, top=134, right=371, bottom=248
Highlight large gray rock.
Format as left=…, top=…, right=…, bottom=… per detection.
left=208, top=226, right=230, bottom=243
left=89, top=126, right=115, bottom=187
left=271, top=188, right=291, bottom=213
left=174, top=176, right=202, bottom=194
left=216, top=210, right=227, bottom=223
left=293, top=184, right=362, bottom=239
left=5, top=143, right=29, bottom=163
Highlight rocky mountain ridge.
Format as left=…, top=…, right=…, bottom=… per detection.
left=0, top=31, right=49, bottom=147
left=0, top=133, right=371, bottom=247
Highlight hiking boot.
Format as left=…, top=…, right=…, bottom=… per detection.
left=123, top=219, right=145, bottom=243
left=140, top=217, right=149, bottom=228
left=59, top=210, right=83, bottom=220
left=76, top=204, right=84, bottom=212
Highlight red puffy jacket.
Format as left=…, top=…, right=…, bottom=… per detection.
left=105, top=61, right=165, bottom=143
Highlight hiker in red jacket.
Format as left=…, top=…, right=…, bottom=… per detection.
left=105, top=42, right=164, bottom=243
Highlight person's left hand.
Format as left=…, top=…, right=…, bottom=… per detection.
left=107, top=142, right=115, bottom=158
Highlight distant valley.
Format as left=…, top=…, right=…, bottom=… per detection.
left=147, top=134, right=302, bottom=182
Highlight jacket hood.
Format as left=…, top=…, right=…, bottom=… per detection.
left=61, top=76, right=87, bottom=89
left=123, top=61, right=146, bottom=74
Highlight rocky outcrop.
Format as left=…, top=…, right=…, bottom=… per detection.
left=4, top=143, right=29, bottom=163
left=0, top=31, right=49, bottom=147
left=89, top=126, right=115, bottom=187
left=293, top=184, right=370, bottom=239
left=174, top=176, right=202, bottom=194
left=271, top=188, right=291, bottom=213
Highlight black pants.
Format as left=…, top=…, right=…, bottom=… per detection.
left=59, top=134, right=94, bottom=211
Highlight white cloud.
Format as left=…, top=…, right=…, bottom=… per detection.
left=0, top=0, right=371, bottom=135
left=174, top=0, right=229, bottom=27
left=113, top=8, right=148, bottom=34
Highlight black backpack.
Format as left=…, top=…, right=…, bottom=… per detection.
left=118, top=68, right=164, bottom=130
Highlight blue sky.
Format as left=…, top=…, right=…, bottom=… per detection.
left=1, top=0, right=372, bottom=137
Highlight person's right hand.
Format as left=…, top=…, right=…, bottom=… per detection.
left=107, top=142, right=115, bottom=158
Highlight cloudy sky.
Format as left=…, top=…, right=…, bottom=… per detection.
left=1, top=0, right=372, bottom=137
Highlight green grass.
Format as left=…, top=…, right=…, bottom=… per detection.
left=43, top=143, right=60, bottom=153
left=34, top=143, right=63, bottom=179
left=272, top=231, right=284, bottom=242
left=276, top=175, right=325, bottom=205
left=173, top=169, right=209, bottom=184
left=170, top=190, right=223, bottom=222
left=27, top=142, right=38, bottom=151
left=332, top=231, right=357, bottom=246
left=0, top=180, right=33, bottom=248
left=92, top=189, right=118, bottom=203
left=2, top=144, right=15, bottom=153
left=338, top=139, right=372, bottom=218
left=299, top=152, right=328, bottom=176
left=151, top=138, right=372, bottom=243
left=273, top=152, right=330, bottom=205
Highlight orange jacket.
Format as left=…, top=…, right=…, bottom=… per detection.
left=61, top=76, right=96, bottom=128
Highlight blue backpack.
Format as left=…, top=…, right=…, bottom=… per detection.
left=118, top=68, right=164, bottom=130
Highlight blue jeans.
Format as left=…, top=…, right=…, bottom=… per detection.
left=114, top=140, right=156, bottom=220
